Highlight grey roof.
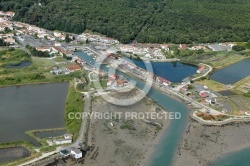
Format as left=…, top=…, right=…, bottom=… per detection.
left=194, top=85, right=204, bottom=92
left=55, top=138, right=72, bottom=142
left=71, top=148, right=82, bottom=154
left=60, top=149, right=69, bottom=155
left=208, top=44, right=232, bottom=51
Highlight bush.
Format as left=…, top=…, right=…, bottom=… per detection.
left=232, top=45, right=245, bottom=51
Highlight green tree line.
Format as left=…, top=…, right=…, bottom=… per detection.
left=1, top=0, right=250, bottom=44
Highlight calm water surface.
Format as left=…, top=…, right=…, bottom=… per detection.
left=127, top=58, right=198, bottom=83
left=210, top=147, right=250, bottom=166
left=211, top=58, right=250, bottom=84
left=0, top=83, right=69, bottom=146
left=0, top=147, right=30, bottom=163
left=76, top=51, right=198, bottom=83
left=6, top=61, right=31, bottom=68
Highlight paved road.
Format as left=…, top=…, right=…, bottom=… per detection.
left=174, top=63, right=213, bottom=92
left=192, top=63, right=213, bottom=81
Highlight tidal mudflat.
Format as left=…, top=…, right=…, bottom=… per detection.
left=173, top=118, right=250, bottom=166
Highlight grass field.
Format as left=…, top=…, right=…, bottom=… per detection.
left=233, top=76, right=250, bottom=94
left=65, top=85, right=84, bottom=140
left=196, top=79, right=228, bottom=92
left=0, top=48, right=30, bottom=67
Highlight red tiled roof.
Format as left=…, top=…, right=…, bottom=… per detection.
left=158, top=77, right=170, bottom=83
left=198, top=66, right=206, bottom=72
left=67, top=65, right=81, bottom=71
left=200, top=92, right=209, bottom=98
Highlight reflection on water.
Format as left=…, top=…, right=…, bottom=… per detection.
left=6, top=61, right=31, bottom=68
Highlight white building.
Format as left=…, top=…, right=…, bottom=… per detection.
left=64, top=133, right=73, bottom=140
left=71, top=148, right=82, bottom=159
left=160, top=44, right=170, bottom=51
left=120, top=45, right=136, bottom=53
left=5, top=11, right=15, bottom=17
left=54, top=139, right=72, bottom=145
left=54, top=31, right=62, bottom=37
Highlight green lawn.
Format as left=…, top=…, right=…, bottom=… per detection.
left=65, top=85, right=84, bottom=140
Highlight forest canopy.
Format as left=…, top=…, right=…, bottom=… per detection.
left=1, top=0, right=250, bottom=44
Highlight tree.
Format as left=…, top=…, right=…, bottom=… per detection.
left=34, top=33, right=38, bottom=39
left=3, top=27, right=11, bottom=34
left=65, top=34, right=70, bottom=43
left=4, top=0, right=250, bottom=44
left=187, top=85, right=194, bottom=90
left=232, top=45, right=245, bottom=52
left=247, top=40, right=250, bottom=47
left=86, top=38, right=89, bottom=44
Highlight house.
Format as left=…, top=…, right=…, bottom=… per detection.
left=5, top=11, right=15, bottom=17
left=194, top=85, right=205, bottom=93
left=206, top=97, right=216, bottom=104
left=47, top=35, right=56, bottom=41
left=161, top=44, right=170, bottom=51
left=157, top=77, right=171, bottom=86
left=64, top=134, right=73, bottom=140
left=197, top=66, right=206, bottom=74
left=207, top=44, right=232, bottom=51
left=4, top=37, right=15, bottom=44
left=153, top=49, right=165, bottom=58
left=54, top=138, right=72, bottom=145
left=120, top=45, right=136, bottom=53
left=0, top=11, right=4, bottom=15
left=126, top=63, right=136, bottom=70
left=59, top=34, right=66, bottom=40
left=53, top=46, right=72, bottom=56
left=36, top=46, right=52, bottom=52
left=14, top=22, right=25, bottom=28
left=71, top=148, right=82, bottom=159
left=107, top=79, right=114, bottom=86
left=28, top=25, right=42, bottom=32
left=189, top=45, right=206, bottom=51
left=37, top=33, right=47, bottom=39
left=55, top=42, right=62, bottom=47
left=67, top=65, right=81, bottom=71
left=54, top=31, right=62, bottom=37
left=145, top=53, right=152, bottom=59
left=199, top=91, right=209, bottom=98
left=178, top=44, right=187, bottom=50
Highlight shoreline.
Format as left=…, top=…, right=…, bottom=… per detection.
left=141, top=119, right=174, bottom=166
left=0, top=80, right=69, bottom=89
left=206, top=56, right=250, bottom=76
left=140, top=57, right=180, bottom=62
left=173, top=115, right=250, bottom=166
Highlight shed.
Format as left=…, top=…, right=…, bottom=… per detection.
left=71, top=148, right=82, bottom=159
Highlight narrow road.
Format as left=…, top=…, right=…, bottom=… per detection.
left=72, top=92, right=91, bottom=148
left=192, top=63, right=213, bottom=81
